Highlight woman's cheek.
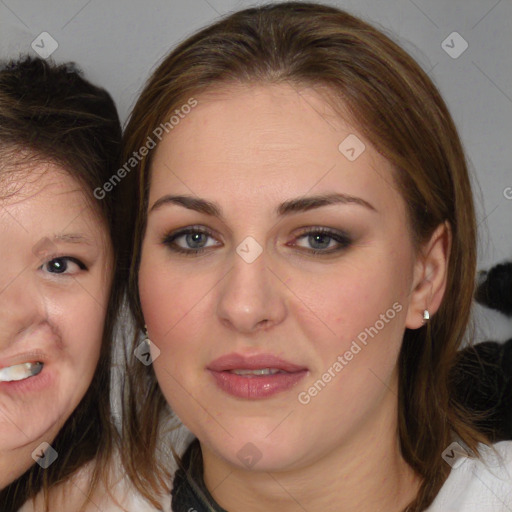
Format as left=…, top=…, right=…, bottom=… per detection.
left=57, top=296, right=104, bottom=376
left=288, top=266, right=375, bottom=330
left=139, top=251, right=214, bottom=342
left=65, top=264, right=111, bottom=353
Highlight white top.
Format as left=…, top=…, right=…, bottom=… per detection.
left=125, top=440, right=512, bottom=512
left=18, top=440, right=512, bottom=511
left=426, top=441, right=512, bottom=511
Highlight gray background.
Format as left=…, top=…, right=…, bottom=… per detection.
left=1, top=0, right=511, bottom=342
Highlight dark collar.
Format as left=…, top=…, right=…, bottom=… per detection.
left=171, top=439, right=228, bottom=512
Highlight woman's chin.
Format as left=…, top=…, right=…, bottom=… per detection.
left=200, top=431, right=309, bottom=473
left=1, top=412, right=58, bottom=451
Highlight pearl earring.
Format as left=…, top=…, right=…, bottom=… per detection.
left=144, top=324, right=151, bottom=342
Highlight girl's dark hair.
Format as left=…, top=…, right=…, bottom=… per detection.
left=119, top=3, right=491, bottom=511
left=0, top=56, right=122, bottom=511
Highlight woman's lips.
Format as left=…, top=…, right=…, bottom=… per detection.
left=0, top=361, right=43, bottom=382
left=0, top=350, right=52, bottom=394
left=207, top=353, right=308, bottom=399
left=0, top=350, right=48, bottom=370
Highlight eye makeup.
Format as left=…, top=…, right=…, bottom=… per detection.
left=160, top=225, right=353, bottom=257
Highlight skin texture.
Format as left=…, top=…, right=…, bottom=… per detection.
left=0, top=164, right=112, bottom=489
left=139, top=83, right=451, bottom=512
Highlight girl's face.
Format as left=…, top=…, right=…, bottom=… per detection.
left=139, top=84, right=430, bottom=472
left=0, top=164, right=112, bottom=479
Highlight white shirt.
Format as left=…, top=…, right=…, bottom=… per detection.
left=18, top=440, right=511, bottom=511
left=427, top=441, right=512, bottom=511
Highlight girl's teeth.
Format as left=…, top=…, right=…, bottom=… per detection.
left=230, top=368, right=283, bottom=376
left=0, top=362, right=43, bottom=382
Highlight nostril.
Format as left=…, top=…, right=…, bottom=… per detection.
left=257, top=318, right=270, bottom=328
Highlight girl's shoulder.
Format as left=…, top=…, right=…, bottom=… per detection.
left=427, top=440, right=512, bottom=511
left=18, top=455, right=171, bottom=512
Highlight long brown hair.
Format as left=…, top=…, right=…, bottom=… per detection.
left=119, top=3, right=489, bottom=510
left=0, top=56, right=122, bottom=511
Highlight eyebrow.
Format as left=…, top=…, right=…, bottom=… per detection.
left=149, top=193, right=377, bottom=219
left=52, top=233, right=93, bottom=245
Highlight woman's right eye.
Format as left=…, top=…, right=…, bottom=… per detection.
left=162, top=227, right=221, bottom=255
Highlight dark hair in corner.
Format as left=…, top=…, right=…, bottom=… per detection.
left=0, top=56, right=122, bottom=511
left=119, top=3, right=491, bottom=511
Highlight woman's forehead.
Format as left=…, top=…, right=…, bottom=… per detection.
left=149, top=83, right=400, bottom=214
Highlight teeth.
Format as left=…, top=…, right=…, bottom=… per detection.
left=0, top=362, right=43, bottom=382
left=230, top=368, right=283, bottom=376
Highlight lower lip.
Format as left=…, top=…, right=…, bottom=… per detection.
left=0, top=365, right=53, bottom=396
left=208, top=369, right=307, bottom=399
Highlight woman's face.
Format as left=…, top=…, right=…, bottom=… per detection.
left=0, top=164, right=112, bottom=481
left=139, top=83, right=426, bottom=472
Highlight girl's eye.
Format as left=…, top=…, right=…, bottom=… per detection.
left=162, top=227, right=220, bottom=254
left=42, top=257, right=87, bottom=275
left=293, top=228, right=352, bottom=254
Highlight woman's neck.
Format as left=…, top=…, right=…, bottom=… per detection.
left=202, top=382, right=422, bottom=512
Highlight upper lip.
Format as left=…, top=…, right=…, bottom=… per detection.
left=207, top=353, right=307, bottom=373
left=0, top=350, right=48, bottom=370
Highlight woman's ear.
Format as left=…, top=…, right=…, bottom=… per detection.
left=405, top=221, right=452, bottom=329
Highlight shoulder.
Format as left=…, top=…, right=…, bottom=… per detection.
left=18, top=456, right=171, bottom=512
left=427, top=441, right=512, bottom=511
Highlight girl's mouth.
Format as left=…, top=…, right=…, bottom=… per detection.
left=0, top=361, right=44, bottom=382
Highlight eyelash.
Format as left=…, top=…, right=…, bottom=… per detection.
left=293, top=227, right=352, bottom=255
left=161, top=227, right=217, bottom=256
left=161, top=226, right=352, bottom=256
left=40, top=256, right=88, bottom=275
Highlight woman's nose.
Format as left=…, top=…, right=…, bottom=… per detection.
left=0, top=270, right=47, bottom=344
left=216, top=242, right=287, bottom=335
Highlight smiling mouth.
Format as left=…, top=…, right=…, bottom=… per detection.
left=0, top=362, right=44, bottom=382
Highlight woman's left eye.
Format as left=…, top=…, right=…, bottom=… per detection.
left=42, top=257, right=87, bottom=275
left=293, top=228, right=352, bottom=254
